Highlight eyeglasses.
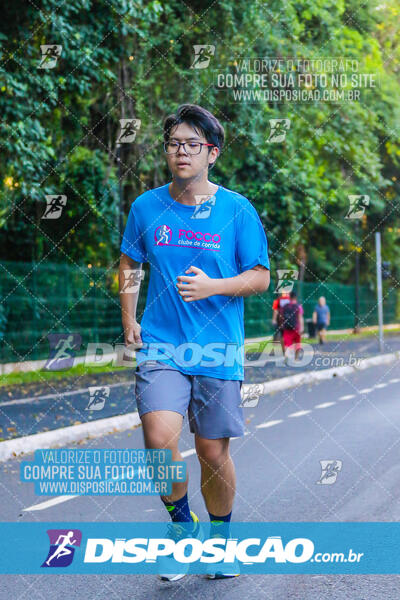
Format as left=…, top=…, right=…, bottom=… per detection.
left=163, top=141, right=215, bottom=155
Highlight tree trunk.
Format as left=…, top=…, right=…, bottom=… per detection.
left=296, top=242, right=307, bottom=303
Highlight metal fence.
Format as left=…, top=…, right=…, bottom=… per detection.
left=0, top=261, right=398, bottom=364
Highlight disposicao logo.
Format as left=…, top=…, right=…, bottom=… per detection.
left=41, top=529, right=82, bottom=568
left=83, top=535, right=314, bottom=564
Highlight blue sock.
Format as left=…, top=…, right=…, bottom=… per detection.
left=209, top=510, right=232, bottom=539
left=161, top=492, right=192, bottom=522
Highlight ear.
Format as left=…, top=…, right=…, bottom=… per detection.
left=209, top=147, right=219, bottom=167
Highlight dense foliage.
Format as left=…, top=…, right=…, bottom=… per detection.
left=1, top=0, right=399, bottom=288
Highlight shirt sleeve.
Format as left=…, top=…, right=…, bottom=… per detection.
left=120, top=201, right=147, bottom=263
left=235, top=201, right=270, bottom=272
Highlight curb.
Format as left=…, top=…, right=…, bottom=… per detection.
left=0, top=412, right=141, bottom=463
left=1, top=349, right=399, bottom=463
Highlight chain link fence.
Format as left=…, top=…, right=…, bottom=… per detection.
left=1, top=261, right=398, bottom=364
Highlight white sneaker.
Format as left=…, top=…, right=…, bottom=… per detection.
left=206, top=559, right=240, bottom=579
left=206, top=530, right=240, bottom=579
left=158, top=511, right=202, bottom=582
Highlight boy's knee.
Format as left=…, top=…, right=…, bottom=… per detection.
left=141, top=412, right=182, bottom=451
left=142, top=425, right=178, bottom=451
left=196, top=438, right=230, bottom=467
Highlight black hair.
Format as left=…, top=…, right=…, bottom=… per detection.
left=163, top=104, right=224, bottom=170
left=289, top=290, right=297, bottom=299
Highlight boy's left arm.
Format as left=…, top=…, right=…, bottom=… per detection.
left=176, top=264, right=270, bottom=301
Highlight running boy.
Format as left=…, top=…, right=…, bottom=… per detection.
left=119, top=104, right=270, bottom=580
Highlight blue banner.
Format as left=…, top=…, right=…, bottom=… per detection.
left=0, top=522, right=399, bottom=574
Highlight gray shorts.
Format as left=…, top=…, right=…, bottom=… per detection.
left=134, top=360, right=244, bottom=439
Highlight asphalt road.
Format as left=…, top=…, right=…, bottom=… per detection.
left=1, top=360, right=400, bottom=598
left=1, top=333, right=400, bottom=440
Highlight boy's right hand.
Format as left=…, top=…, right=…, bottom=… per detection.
left=123, top=319, right=143, bottom=347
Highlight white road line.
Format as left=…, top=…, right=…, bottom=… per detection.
left=23, top=494, right=77, bottom=511
left=181, top=448, right=197, bottom=457
left=359, top=388, right=373, bottom=394
left=23, top=447, right=199, bottom=512
left=374, top=383, right=387, bottom=389
left=314, top=402, right=336, bottom=409
left=339, top=394, right=355, bottom=400
left=232, top=431, right=251, bottom=439
left=288, top=410, right=312, bottom=418
left=357, top=342, right=373, bottom=353
left=256, top=420, right=283, bottom=429
left=389, top=378, right=400, bottom=384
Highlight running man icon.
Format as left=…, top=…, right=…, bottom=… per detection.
left=38, top=44, right=62, bottom=69
left=42, top=195, right=66, bottom=219
left=276, top=270, right=297, bottom=294
left=190, top=45, right=215, bottom=69
left=120, top=268, right=145, bottom=293
left=46, top=334, right=74, bottom=369
left=316, top=460, right=343, bottom=485
left=42, top=529, right=82, bottom=568
left=46, top=531, right=77, bottom=566
left=191, top=195, right=216, bottom=219
left=117, top=119, right=141, bottom=143
left=45, top=333, right=81, bottom=371
left=155, top=224, right=171, bottom=245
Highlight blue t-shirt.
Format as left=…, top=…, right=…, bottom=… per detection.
left=314, top=304, right=330, bottom=324
left=120, top=182, right=270, bottom=381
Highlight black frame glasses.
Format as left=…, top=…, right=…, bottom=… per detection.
left=163, top=141, right=215, bottom=155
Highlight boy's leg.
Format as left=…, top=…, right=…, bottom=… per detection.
left=141, top=410, right=187, bottom=503
left=141, top=411, right=199, bottom=582
left=188, top=376, right=243, bottom=513
left=135, top=362, right=193, bottom=521
left=189, top=377, right=243, bottom=578
left=195, top=435, right=240, bottom=578
left=189, top=377, right=242, bottom=515
left=195, top=435, right=235, bottom=516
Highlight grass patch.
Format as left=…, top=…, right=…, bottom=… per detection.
left=0, top=362, right=134, bottom=388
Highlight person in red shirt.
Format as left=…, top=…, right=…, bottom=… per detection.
left=282, top=290, right=304, bottom=360
left=272, top=292, right=290, bottom=352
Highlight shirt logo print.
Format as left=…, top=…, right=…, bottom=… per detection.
left=154, top=225, right=172, bottom=245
